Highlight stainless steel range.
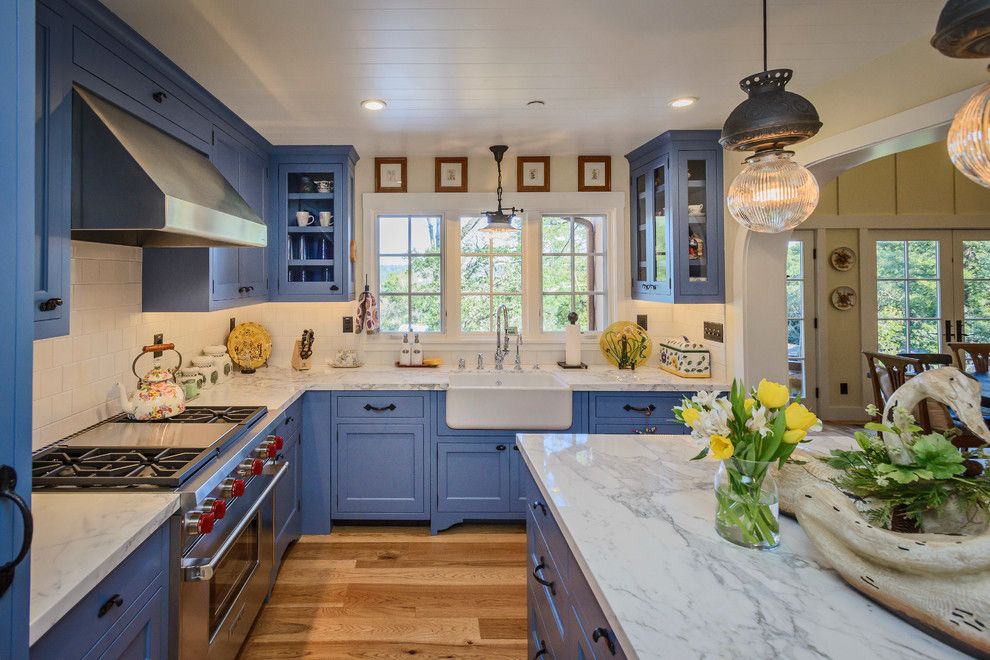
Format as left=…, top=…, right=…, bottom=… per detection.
left=32, top=405, right=287, bottom=660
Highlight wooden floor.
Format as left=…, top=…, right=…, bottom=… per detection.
left=240, top=524, right=529, bottom=659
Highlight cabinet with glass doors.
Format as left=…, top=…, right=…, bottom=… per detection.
left=626, top=130, right=724, bottom=303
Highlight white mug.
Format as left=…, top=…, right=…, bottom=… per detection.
left=688, top=204, right=704, bottom=216
left=295, top=211, right=315, bottom=226
left=319, top=211, right=333, bottom=227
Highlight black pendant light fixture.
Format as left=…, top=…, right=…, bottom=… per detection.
left=932, top=0, right=990, bottom=188
left=720, top=0, right=823, bottom=233
left=480, top=145, right=522, bottom=233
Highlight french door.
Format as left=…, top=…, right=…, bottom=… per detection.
left=786, top=232, right=817, bottom=402
left=869, top=230, right=990, bottom=355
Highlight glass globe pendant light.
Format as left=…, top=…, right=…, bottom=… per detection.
left=719, top=0, right=822, bottom=233
left=932, top=1, right=990, bottom=188
left=480, top=145, right=522, bottom=233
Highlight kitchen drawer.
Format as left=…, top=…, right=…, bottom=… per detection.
left=528, top=521, right=568, bottom=653
left=32, top=523, right=169, bottom=658
left=529, top=587, right=556, bottom=660
left=72, top=27, right=211, bottom=143
left=277, top=399, right=303, bottom=437
left=82, top=582, right=168, bottom=660
left=334, top=393, right=427, bottom=420
left=526, top=475, right=572, bottom=587
left=590, top=393, right=682, bottom=422
left=591, top=423, right=686, bottom=435
left=568, top=566, right=627, bottom=659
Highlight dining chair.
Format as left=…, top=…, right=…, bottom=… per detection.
left=947, top=342, right=990, bottom=374
left=864, top=352, right=933, bottom=430
left=897, top=352, right=952, bottom=370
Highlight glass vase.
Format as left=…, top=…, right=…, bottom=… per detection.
left=714, top=458, right=780, bottom=549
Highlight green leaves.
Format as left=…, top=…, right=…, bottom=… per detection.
left=690, top=446, right=710, bottom=461
left=910, top=433, right=966, bottom=479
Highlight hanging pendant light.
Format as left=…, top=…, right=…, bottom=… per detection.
left=480, top=145, right=522, bottom=233
left=720, top=0, right=822, bottom=233
left=932, top=1, right=990, bottom=188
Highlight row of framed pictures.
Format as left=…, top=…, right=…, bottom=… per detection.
left=373, top=155, right=612, bottom=193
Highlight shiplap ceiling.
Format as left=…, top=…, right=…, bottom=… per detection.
left=101, top=0, right=945, bottom=155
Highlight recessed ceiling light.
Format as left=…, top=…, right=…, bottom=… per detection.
left=361, top=99, right=387, bottom=111
left=669, top=96, right=698, bottom=108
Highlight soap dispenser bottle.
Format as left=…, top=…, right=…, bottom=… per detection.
left=411, top=333, right=424, bottom=366
left=399, top=333, right=412, bottom=366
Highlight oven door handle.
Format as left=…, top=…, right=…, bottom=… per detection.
left=181, top=462, right=287, bottom=582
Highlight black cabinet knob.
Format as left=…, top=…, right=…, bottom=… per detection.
left=496, top=444, right=506, bottom=451
left=329, top=284, right=340, bottom=291
left=152, top=91, right=167, bottom=103
left=38, top=297, right=63, bottom=312
left=97, top=593, right=124, bottom=618
left=238, top=286, right=250, bottom=294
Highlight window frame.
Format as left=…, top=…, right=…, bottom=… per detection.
left=374, top=213, right=445, bottom=334
left=455, top=214, right=525, bottom=334
left=539, top=214, right=608, bottom=333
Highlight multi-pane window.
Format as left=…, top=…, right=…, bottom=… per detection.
left=962, top=240, right=990, bottom=342
left=541, top=215, right=606, bottom=332
left=459, top=216, right=523, bottom=332
left=786, top=241, right=806, bottom=397
left=876, top=240, right=941, bottom=354
left=377, top=215, right=442, bottom=332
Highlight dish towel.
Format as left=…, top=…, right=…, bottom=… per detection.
left=356, top=279, right=379, bottom=334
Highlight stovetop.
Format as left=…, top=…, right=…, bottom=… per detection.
left=32, top=405, right=267, bottom=489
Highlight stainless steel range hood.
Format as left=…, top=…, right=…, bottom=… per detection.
left=71, top=87, right=267, bottom=248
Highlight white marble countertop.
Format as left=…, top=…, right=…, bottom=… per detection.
left=29, top=492, right=180, bottom=645
left=515, top=434, right=967, bottom=660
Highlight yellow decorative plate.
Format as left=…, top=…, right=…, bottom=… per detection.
left=227, top=322, right=272, bottom=373
left=599, top=321, right=652, bottom=368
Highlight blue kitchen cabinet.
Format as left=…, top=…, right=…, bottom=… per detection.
left=301, top=392, right=333, bottom=535
left=34, top=0, right=71, bottom=338
left=31, top=522, right=174, bottom=659
left=587, top=391, right=689, bottom=435
left=626, top=130, right=724, bottom=303
left=270, top=148, right=359, bottom=302
left=270, top=399, right=302, bottom=584
left=436, top=441, right=511, bottom=513
left=142, top=124, right=269, bottom=311
left=334, top=423, right=428, bottom=518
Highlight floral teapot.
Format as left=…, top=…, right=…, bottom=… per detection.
left=115, top=343, right=186, bottom=420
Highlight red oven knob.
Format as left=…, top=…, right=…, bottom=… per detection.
left=230, top=479, right=245, bottom=497
left=272, top=435, right=285, bottom=451
left=251, top=458, right=264, bottom=476
left=210, top=499, right=227, bottom=519
left=197, top=512, right=216, bottom=534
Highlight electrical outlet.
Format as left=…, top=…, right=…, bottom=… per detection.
left=840, top=382, right=849, bottom=395
left=703, top=321, right=724, bottom=343
left=342, top=316, right=354, bottom=333
left=636, top=314, right=648, bottom=331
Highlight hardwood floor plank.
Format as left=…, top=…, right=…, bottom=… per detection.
left=240, top=640, right=527, bottom=659
left=478, top=617, right=528, bottom=640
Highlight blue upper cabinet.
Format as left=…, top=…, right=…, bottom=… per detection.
left=626, top=131, right=724, bottom=303
left=34, top=1, right=71, bottom=339
left=270, top=147, right=359, bottom=302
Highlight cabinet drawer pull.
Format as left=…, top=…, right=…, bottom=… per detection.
left=97, top=593, right=124, bottom=618
left=532, top=500, right=547, bottom=516
left=151, top=91, right=167, bottom=103
left=622, top=403, right=656, bottom=413
left=534, top=641, right=549, bottom=658
left=330, top=284, right=340, bottom=291
left=532, top=558, right=556, bottom=595
left=284, top=416, right=295, bottom=426
left=496, top=444, right=506, bottom=451
left=513, top=445, right=519, bottom=450
left=238, top=286, right=250, bottom=294
left=38, top=297, right=63, bottom=311
left=363, top=403, right=396, bottom=412
left=592, top=627, right=617, bottom=655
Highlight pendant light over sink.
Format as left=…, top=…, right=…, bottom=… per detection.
left=720, top=0, right=822, bottom=233
left=932, top=0, right=990, bottom=188
left=480, top=145, right=523, bottom=233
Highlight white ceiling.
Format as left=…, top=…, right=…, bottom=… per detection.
left=101, top=0, right=945, bottom=156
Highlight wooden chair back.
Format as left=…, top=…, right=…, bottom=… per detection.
left=948, top=342, right=990, bottom=374
left=864, top=352, right=932, bottom=430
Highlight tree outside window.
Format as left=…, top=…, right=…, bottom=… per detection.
left=541, top=215, right=606, bottom=332
left=459, top=216, right=523, bottom=332
left=377, top=215, right=442, bottom=332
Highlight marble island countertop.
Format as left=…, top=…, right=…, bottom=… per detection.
left=29, top=492, right=180, bottom=645
left=515, top=434, right=967, bottom=660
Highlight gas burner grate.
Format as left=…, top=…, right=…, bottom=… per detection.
left=108, top=406, right=266, bottom=425
left=32, top=446, right=215, bottom=488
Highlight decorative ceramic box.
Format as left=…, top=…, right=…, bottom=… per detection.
left=658, top=337, right=711, bottom=378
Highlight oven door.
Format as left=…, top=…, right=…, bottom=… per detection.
left=179, top=463, right=285, bottom=660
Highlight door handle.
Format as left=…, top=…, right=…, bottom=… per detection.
left=944, top=319, right=954, bottom=343
left=363, top=403, right=396, bottom=412
left=956, top=319, right=966, bottom=341
left=0, top=466, right=33, bottom=599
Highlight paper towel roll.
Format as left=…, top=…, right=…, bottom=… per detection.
left=565, top=324, right=582, bottom=366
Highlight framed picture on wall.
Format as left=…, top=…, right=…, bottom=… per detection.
left=517, top=156, right=550, bottom=192
left=435, top=157, right=468, bottom=192
left=375, top=157, right=407, bottom=193
left=578, top=156, right=611, bottom=191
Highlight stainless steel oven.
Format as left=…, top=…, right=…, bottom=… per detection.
left=179, top=462, right=285, bottom=659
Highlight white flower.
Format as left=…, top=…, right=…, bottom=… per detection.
left=697, top=405, right=730, bottom=438
left=891, top=406, right=915, bottom=432
left=875, top=474, right=889, bottom=487
left=745, top=405, right=772, bottom=437
left=691, top=390, right=721, bottom=409
left=865, top=403, right=879, bottom=417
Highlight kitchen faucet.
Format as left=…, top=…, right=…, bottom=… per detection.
left=514, top=332, right=523, bottom=371
left=494, top=304, right=510, bottom=370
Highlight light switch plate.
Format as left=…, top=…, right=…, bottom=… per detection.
left=636, top=314, right=648, bottom=331
left=342, top=316, right=354, bottom=333
left=703, top=321, right=724, bottom=343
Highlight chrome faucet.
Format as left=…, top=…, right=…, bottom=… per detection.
left=494, top=304, right=510, bottom=370
left=514, top=333, right=523, bottom=371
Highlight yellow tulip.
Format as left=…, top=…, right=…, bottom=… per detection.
left=709, top=434, right=734, bottom=459
left=784, top=402, right=819, bottom=432
left=681, top=408, right=701, bottom=427
left=743, top=398, right=757, bottom=413
left=756, top=379, right=789, bottom=409
left=783, top=429, right=807, bottom=444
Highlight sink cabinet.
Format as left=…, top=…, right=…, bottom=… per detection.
left=436, top=441, right=512, bottom=513
left=626, top=130, right=724, bottom=303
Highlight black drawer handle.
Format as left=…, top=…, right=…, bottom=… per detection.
left=330, top=284, right=340, bottom=291
left=592, top=627, right=617, bottom=655
left=152, top=91, right=167, bottom=103
left=97, top=593, right=124, bottom=618
left=496, top=444, right=506, bottom=451
left=532, top=500, right=547, bottom=516
left=238, top=286, right=250, bottom=294
left=532, top=557, right=556, bottom=595
left=534, top=641, right=548, bottom=658
left=38, top=297, right=63, bottom=312
left=284, top=416, right=295, bottom=426
left=623, top=403, right=656, bottom=413
left=363, top=403, right=396, bottom=412
left=513, top=445, right=519, bottom=451
left=0, top=466, right=32, bottom=599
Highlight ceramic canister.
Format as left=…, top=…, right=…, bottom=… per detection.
left=190, top=356, right=220, bottom=388
left=203, top=345, right=234, bottom=382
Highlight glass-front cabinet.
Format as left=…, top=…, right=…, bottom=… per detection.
left=626, top=131, right=724, bottom=303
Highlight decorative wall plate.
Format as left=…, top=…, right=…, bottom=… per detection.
left=830, top=286, right=856, bottom=311
left=227, top=322, right=272, bottom=373
left=829, top=246, right=856, bottom=271
left=599, top=321, right=652, bottom=369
